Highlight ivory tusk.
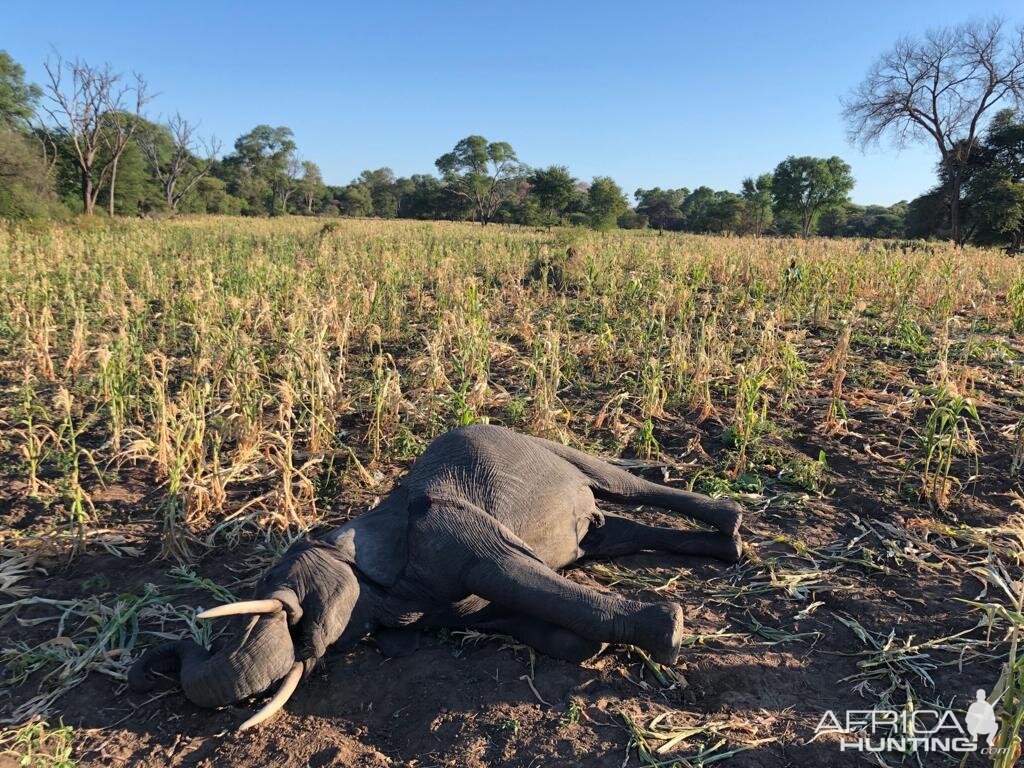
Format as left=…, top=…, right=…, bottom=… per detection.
left=237, top=661, right=303, bottom=731
left=196, top=599, right=283, bottom=620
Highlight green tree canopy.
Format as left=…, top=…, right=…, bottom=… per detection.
left=740, top=174, right=773, bottom=235
left=357, top=167, right=401, bottom=218
left=0, top=52, right=58, bottom=218
left=399, top=174, right=452, bottom=219
left=635, top=187, right=686, bottom=230
left=904, top=189, right=947, bottom=240
left=336, top=184, right=373, bottom=217
left=963, top=109, right=1024, bottom=248
left=0, top=128, right=61, bottom=217
left=0, top=51, right=41, bottom=128
left=771, top=156, right=855, bottom=237
left=680, top=186, right=717, bottom=231
left=528, top=165, right=578, bottom=226
left=587, top=176, right=628, bottom=230
left=224, top=125, right=296, bottom=214
left=95, top=117, right=164, bottom=215
left=436, top=135, right=523, bottom=225
left=678, top=187, right=747, bottom=234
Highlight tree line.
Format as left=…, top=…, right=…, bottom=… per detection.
left=1, top=16, right=1023, bottom=246
left=0, top=55, right=860, bottom=235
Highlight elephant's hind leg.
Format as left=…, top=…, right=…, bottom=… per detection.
left=580, top=512, right=742, bottom=563
left=533, top=437, right=742, bottom=537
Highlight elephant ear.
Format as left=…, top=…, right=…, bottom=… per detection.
left=328, top=504, right=409, bottom=587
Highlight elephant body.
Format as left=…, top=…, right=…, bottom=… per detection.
left=131, top=425, right=743, bottom=721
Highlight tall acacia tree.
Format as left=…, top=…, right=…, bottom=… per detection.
left=843, top=17, right=1024, bottom=244
left=436, top=135, right=522, bottom=225
left=771, top=156, right=854, bottom=237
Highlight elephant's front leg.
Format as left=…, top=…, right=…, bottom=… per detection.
left=427, top=504, right=686, bottom=664
left=465, top=546, right=684, bottom=663
left=466, top=609, right=606, bottom=663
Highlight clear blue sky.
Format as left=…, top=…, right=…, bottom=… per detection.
left=6, top=1, right=1023, bottom=205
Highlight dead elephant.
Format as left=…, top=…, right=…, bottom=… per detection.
left=129, top=425, right=743, bottom=729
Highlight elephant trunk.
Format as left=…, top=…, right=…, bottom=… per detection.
left=129, top=611, right=297, bottom=709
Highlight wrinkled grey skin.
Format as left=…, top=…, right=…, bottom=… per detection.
left=130, top=425, right=742, bottom=709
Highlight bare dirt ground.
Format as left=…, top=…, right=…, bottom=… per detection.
left=3, top=380, right=1019, bottom=768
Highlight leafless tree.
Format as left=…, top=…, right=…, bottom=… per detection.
left=138, top=113, right=220, bottom=212
left=842, top=18, right=1024, bottom=244
left=41, top=55, right=149, bottom=215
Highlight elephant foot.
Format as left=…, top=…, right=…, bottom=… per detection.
left=716, top=532, right=743, bottom=563
left=636, top=602, right=685, bottom=666
left=712, top=499, right=743, bottom=538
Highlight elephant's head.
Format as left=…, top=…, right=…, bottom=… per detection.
left=129, top=541, right=360, bottom=729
